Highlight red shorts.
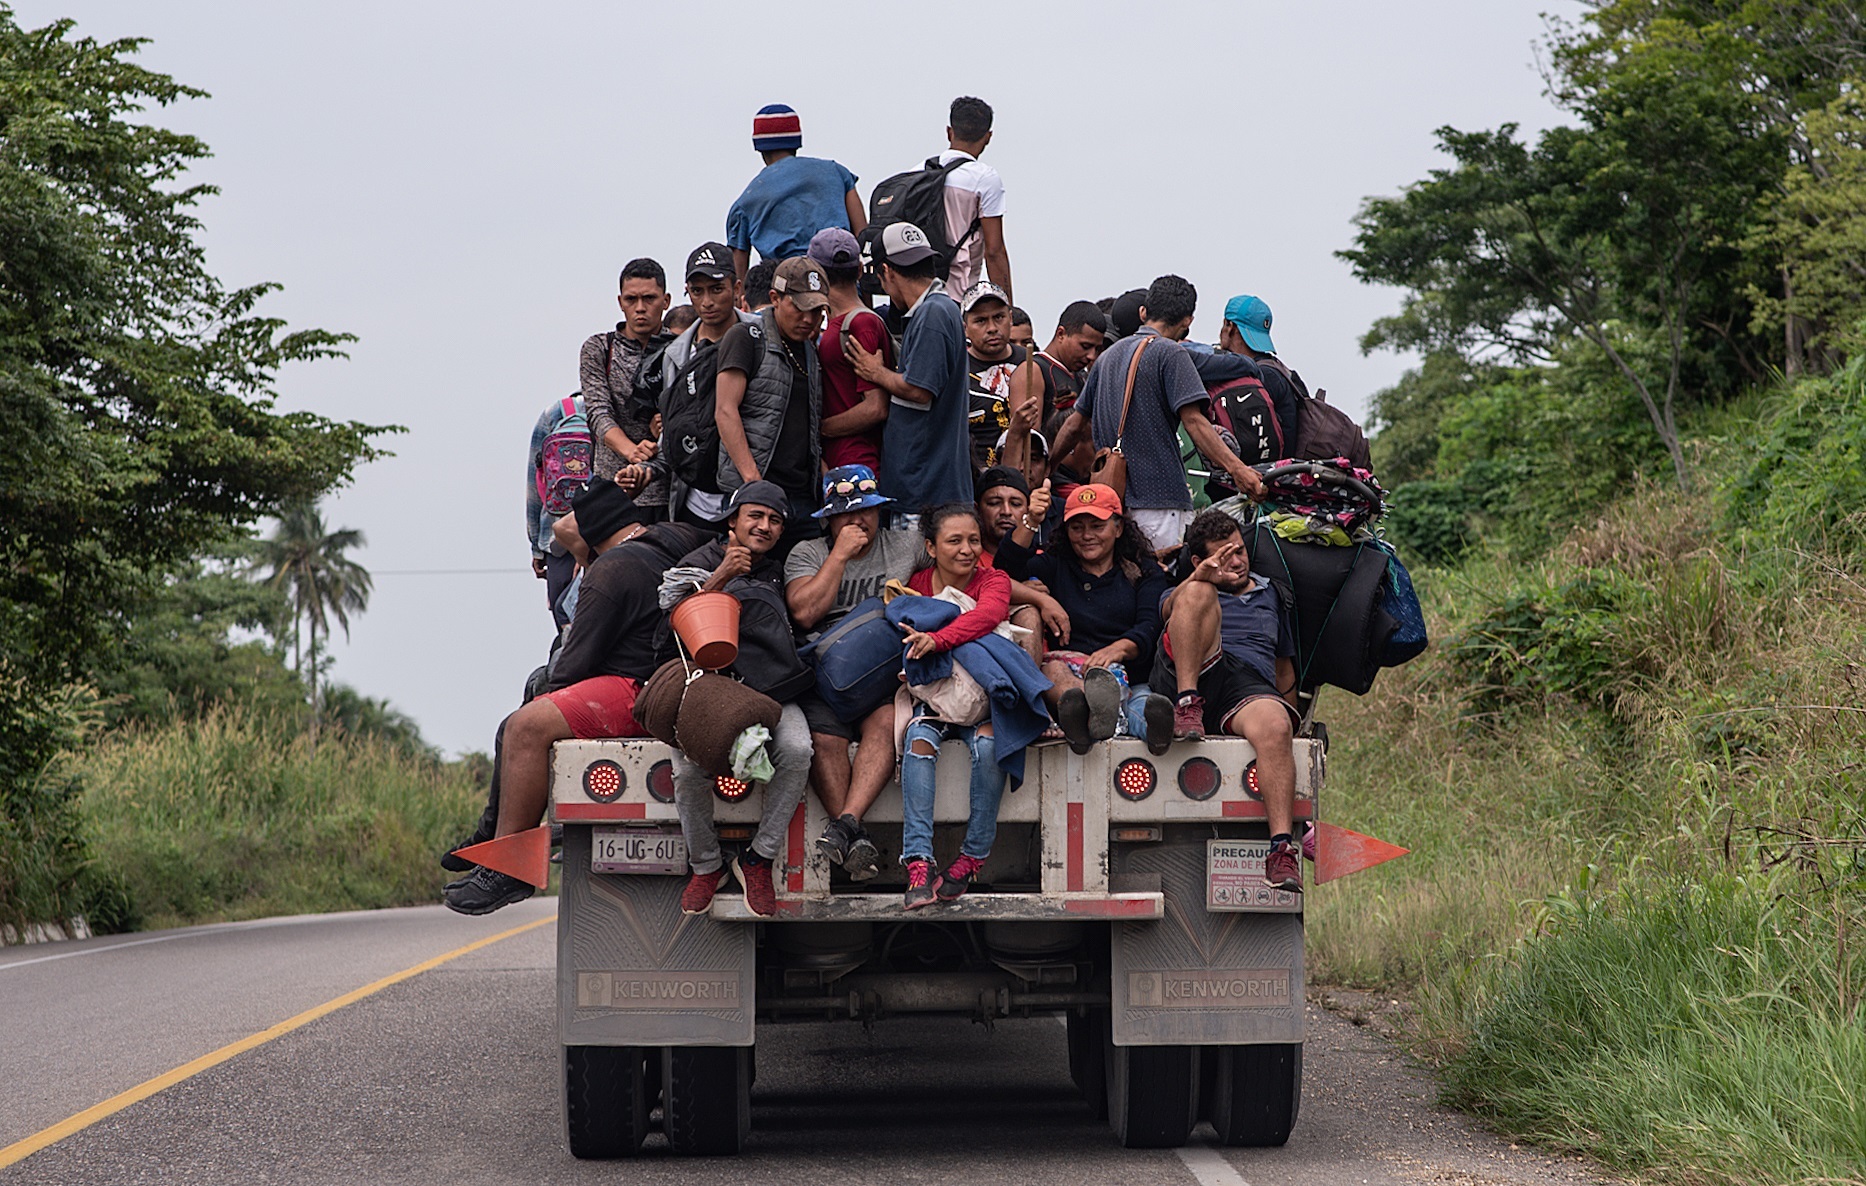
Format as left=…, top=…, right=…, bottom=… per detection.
left=540, top=676, right=649, bottom=739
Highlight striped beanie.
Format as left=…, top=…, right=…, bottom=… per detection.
left=751, top=103, right=802, bottom=152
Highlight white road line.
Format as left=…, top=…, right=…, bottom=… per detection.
left=1176, top=1139, right=1253, bottom=1186
left=0, top=927, right=242, bottom=970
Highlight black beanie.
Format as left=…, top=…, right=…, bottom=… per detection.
left=573, top=481, right=646, bottom=547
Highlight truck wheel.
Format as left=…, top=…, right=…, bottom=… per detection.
left=1208, top=1042, right=1302, bottom=1147
left=562, top=1045, right=650, bottom=1159
left=1067, top=1009, right=1108, bottom=1122
left=662, top=1046, right=751, bottom=1156
left=1104, top=1040, right=1195, bottom=1148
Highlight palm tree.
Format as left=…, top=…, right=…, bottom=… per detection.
left=251, top=499, right=372, bottom=742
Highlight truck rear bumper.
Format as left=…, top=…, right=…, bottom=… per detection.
left=708, top=891, right=1164, bottom=922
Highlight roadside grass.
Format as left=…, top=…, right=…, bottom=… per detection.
left=70, top=708, right=492, bottom=930
left=1304, top=477, right=1866, bottom=1185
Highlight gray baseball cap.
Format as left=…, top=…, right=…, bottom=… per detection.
left=877, top=221, right=937, bottom=267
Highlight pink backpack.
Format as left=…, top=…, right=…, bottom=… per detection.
left=537, top=396, right=593, bottom=516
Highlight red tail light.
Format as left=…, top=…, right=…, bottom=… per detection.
left=582, top=760, right=624, bottom=803
left=1114, top=758, right=1156, bottom=801
left=1177, top=756, right=1221, bottom=801
left=647, top=759, right=675, bottom=804
left=714, top=775, right=751, bottom=802
left=1243, top=761, right=1263, bottom=800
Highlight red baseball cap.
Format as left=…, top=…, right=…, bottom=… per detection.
left=1063, top=483, right=1123, bottom=521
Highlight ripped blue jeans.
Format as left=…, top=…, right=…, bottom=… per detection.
left=899, top=713, right=1005, bottom=864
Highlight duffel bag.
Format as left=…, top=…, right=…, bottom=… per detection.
left=811, top=597, right=904, bottom=720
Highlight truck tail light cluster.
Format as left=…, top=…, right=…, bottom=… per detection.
left=582, top=760, right=624, bottom=803
left=1244, top=761, right=1263, bottom=800
left=1114, top=758, right=1156, bottom=801
left=714, top=775, right=752, bottom=802
left=1177, top=756, right=1221, bottom=801
left=647, top=759, right=676, bottom=804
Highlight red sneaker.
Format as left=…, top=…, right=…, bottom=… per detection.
left=1264, top=839, right=1303, bottom=893
left=936, top=853, right=986, bottom=901
left=903, top=858, right=938, bottom=910
left=680, top=867, right=727, bottom=915
left=1172, top=694, right=1206, bottom=742
left=733, top=853, right=777, bottom=918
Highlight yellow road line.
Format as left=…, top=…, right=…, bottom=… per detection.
left=0, top=911, right=556, bottom=1170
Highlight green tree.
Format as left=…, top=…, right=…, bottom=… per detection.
left=0, top=10, right=391, bottom=928
left=92, top=546, right=305, bottom=727
left=1745, top=94, right=1866, bottom=367
left=252, top=501, right=372, bottom=743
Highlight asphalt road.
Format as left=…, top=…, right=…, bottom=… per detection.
left=0, top=902, right=1617, bottom=1186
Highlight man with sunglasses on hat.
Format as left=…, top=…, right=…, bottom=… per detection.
left=784, top=465, right=923, bottom=879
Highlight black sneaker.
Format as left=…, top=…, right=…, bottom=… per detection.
left=1056, top=688, right=1094, bottom=755
left=816, top=815, right=854, bottom=866
left=440, top=803, right=498, bottom=872
left=442, top=866, right=534, bottom=915
left=843, top=823, right=881, bottom=881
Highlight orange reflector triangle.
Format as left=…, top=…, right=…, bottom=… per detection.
left=453, top=825, right=552, bottom=888
left=1314, top=821, right=1409, bottom=885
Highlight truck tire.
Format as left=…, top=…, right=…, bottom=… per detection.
left=1207, top=1042, right=1302, bottom=1146
left=562, top=1045, right=650, bottom=1159
left=1067, top=1009, right=1108, bottom=1122
left=1104, top=1041, right=1196, bottom=1149
left=662, top=1045, right=751, bottom=1156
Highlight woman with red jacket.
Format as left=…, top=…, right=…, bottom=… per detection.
left=897, top=504, right=1012, bottom=910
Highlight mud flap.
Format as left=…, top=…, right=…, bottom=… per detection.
left=558, top=827, right=755, bottom=1046
left=1109, top=833, right=1303, bottom=1045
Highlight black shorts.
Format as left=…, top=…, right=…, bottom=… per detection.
left=1152, top=636, right=1295, bottom=735
left=797, top=690, right=860, bottom=742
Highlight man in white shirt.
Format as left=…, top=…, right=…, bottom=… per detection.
left=938, top=96, right=1011, bottom=304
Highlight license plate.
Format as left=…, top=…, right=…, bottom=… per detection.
left=1206, top=839, right=1302, bottom=913
left=592, top=826, right=687, bottom=875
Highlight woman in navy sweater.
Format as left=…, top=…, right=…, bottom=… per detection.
left=993, top=482, right=1175, bottom=754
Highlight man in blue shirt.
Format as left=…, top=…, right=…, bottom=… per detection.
left=1051, top=275, right=1266, bottom=554
left=844, top=222, right=975, bottom=515
left=727, top=104, right=866, bottom=284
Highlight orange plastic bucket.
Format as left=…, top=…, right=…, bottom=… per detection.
left=669, top=591, right=740, bottom=669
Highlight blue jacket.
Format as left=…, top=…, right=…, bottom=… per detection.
left=885, top=595, right=1053, bottom=785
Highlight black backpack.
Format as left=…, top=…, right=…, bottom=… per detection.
left=658, top=340, right=725, bottom=494
left=625, top=330, right=676, bottom=421
left=868, top=155, right=980, bottom=266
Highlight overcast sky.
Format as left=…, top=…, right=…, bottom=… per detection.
left=25, top=1, right=1577, bottom=755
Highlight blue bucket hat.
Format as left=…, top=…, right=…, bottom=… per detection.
left=813, top=464, right=892, bottom=518
left=1223, top=294, right=1277, bottom=353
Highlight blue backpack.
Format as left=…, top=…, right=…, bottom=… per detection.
left=808, top=597, right=904, bottom=720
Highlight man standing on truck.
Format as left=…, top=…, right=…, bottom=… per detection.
left=726, top=103, right=865, bottom=284
left=1050, top=275, right=1267, bottom=554
left=444, top=492, right=714, bottom=915
left=711, top=255, right=830, bottom=536
left=783, top=465, right=920, bottom=880
left=672, top=482, right=814, bottom=918
left=659, top=242, right=759, bottom=527
left=938, top=96, right=1011, bottom=303
left=581, top=257, right=673, bottom=518
left=844, top=222, right=973, bottom=516
left=1154, top=509, right=1304, bottom=892
left=1033, top=299, right=1108, bottom=419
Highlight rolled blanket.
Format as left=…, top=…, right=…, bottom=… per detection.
left=637, top=659, right=782, bottom=777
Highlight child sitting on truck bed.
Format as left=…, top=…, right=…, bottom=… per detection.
left=1154, top=509, right=1304, bottom=892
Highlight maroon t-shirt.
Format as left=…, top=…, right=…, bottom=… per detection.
left=817, top=307, right=893, bottom=473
